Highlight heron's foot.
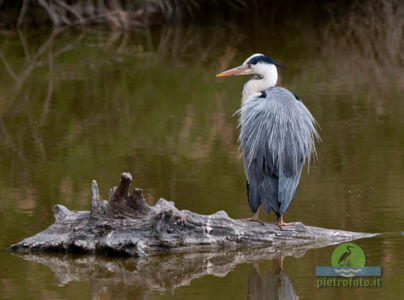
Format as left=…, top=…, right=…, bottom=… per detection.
left=243, top=216, right=265, bottom=226
left=276, top=216, right=292, bottom=226
left=242, top=205, right=264, bottom=225
left=277, top=220, right=293, bottom=226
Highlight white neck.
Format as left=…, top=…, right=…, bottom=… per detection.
left=242, top=64, right=278, bottom=105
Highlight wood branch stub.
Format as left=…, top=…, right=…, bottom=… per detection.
left=108, top=172, right=132, bottom=213
left=127, top=188, right=149, bottom=213
left=9, top=172, right=376, bottom=257
left=107, top=172, right=151, bottom=218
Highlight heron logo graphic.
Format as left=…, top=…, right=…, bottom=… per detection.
left=331, top=243, right=366, bottom=269
left=316, top=242, right=382, bottom=288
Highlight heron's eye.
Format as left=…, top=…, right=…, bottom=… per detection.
left=247, top=64, right=252, bottom=68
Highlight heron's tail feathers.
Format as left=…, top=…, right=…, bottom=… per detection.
left=247, top=181, right=262, bottom=213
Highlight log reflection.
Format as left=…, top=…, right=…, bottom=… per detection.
left=14, top=247, right=306, bottom=299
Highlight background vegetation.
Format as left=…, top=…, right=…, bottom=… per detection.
left=0, top=0, right=401, bottom=30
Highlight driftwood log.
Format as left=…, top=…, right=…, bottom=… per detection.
left=9, top=172, right=374, bottom=257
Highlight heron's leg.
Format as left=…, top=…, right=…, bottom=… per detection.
left=252, top=262, right=260, bottom=275
left=279, top=255, right=285, bottom=270
left=243, top=205, right=264, bottom=225
left=276, top=215, right=292, bottom=226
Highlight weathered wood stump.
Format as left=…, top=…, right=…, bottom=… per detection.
left=9, top=172, right=375, bottom=257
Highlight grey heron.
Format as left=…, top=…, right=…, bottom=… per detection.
left=217, top=53, right=320, bottom=226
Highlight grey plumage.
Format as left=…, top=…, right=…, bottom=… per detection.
left=236, top=87, right=320, bottom=218
left=216, top=53, right=320, bottom=221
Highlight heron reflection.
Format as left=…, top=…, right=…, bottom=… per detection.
left=247, top=261, right=298, bottom=300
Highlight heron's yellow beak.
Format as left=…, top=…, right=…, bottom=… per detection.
left=216, top=65, right=248, bottom=77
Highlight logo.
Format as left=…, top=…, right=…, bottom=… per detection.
left=316, top=242, right=382, bottom=288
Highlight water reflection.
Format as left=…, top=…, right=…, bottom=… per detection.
left=13, top=247, right=306, bottom=299
left=248, top=263, right=298, bottom=300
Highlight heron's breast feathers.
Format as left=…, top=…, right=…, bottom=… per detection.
left=236, top=87, right=320, bottom=179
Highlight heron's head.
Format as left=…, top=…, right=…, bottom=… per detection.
left=216, top=53, right=282, bottom=79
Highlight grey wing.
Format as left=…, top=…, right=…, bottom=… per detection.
left=243, top=123, right=304, bottom=215
left=277, top=129, right=305, bottom=215
left=237, top=88, right=319, bottom=215
left=245, top=157, right=279, bottom=214
left=241, top=102, right=280, bottom=214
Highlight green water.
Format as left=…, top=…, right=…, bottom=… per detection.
left=0, top=24, right=403, bottom=299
